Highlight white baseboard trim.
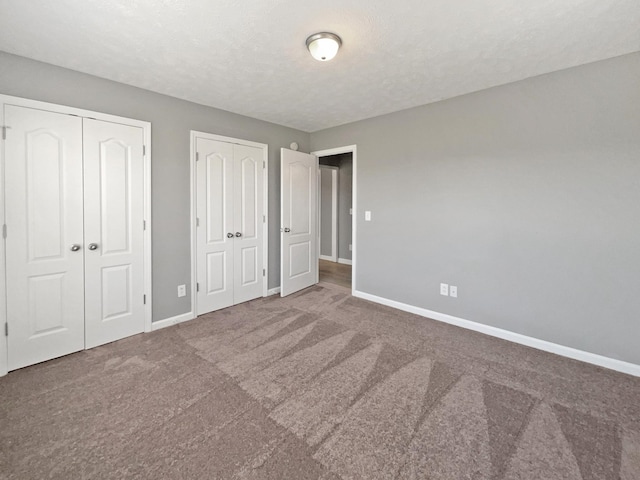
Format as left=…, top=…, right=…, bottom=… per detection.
left=151, top=311, right=195, bottom=331
left=353, top=290, right=640, bottom=377
left=319, top=255, right=335, bottom=262
left=267, top=287, right=281, bottom=296
left=338, top=258, right=352, bottom=265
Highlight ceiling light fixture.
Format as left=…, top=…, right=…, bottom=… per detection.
left=306, top=32, right=342, bottom=62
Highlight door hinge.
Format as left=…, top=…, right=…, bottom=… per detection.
left=263, top=269, right=265, bottom=277
left=263, top=215, right=266, bottom=223
left=143, top=220, right=146, bottom=230
left=143, top=145, right=146, bottom=156
left=1, top=126, right=8, bottom=140
left=2, top=224, right=6, bottom=239
left=143, top=294, right=147, bottom=304
left=196, top=217, right=200, bottom=227
left=196, top=282, right=200, bottom=292
left=263, top=161, right=266, bottom=169
left=196, top=152, right=200, bottom=162
left=4, top=323, right=8, bottom=336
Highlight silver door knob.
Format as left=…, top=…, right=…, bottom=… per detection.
left=235, top=232, right=242, bottom=237
left=227, top=233, right=234, bottom=238
left=88, top=243, right=99, bottom=250
left=284, top=228, right=291, bottom=233
left=70, top=244, right=81, bottom=252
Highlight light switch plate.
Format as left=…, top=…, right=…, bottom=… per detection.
left=440, top=283, right=449, bottom=296
left=177, top=284, right=186, bottom=297
left=450, top=286, right=457, bottom=298
left=365, top=211, right=372, bottom=221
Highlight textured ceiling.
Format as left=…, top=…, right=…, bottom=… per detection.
left=0, top=1, right=638, bottom=132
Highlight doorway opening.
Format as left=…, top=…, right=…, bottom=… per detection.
left=313, top=146, right=356, bottom=292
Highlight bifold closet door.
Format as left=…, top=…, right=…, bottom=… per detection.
left=196, top=138, right=264, bottom=315
left=5, top=105, right=85, bottom=371
left=232, top=144, right=264, bottom=304
left=196, top=138, right=235, bottom=315
left=83, top=118, right=145, bottom=348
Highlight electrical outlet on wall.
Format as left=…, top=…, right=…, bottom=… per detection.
left=177, top=284, right=186, bottom=297
left=450, top=286, right=458, bottom=298
left=440, top=283, right=449, bottom=296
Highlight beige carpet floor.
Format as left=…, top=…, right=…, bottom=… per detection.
left=1, top=281, right=639, bottom=479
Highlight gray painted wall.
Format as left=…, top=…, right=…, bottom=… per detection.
left=320, top=153, right=353, bottom=261
left=0, top=51, right=310, bottom=321
left=319, top=167, right=334, bottom=257
left=337, top=155, right=353, bottom=261
left=310, top=52, right=640, bottom=365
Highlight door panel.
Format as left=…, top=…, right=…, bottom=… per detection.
left=100, top=140, right=131, bottom=254
left=281, top=148, right=318, bottom=296
left=5, top=105, right=85, bottom=370
left=233, top=144, right=263, bottom=304
left=196, top=138, right=234, bottom=314
left=206, top=252, right=227, bottom=293
left=101, top=265, right=131, bottom=320
left=83, top=118, right=145, bottom=348
left=240, top=247, right=258, bottom=285
left=28, top=273, right=65, bottom=336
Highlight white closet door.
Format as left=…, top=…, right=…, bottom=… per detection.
left=232, top=144, right=264, bottom=304
left=196, top=138, right=234, bottom=314
left=83, top=118, right=145, bottom=348
left=5, top=105, right=85, bottom=370
left=280, top=148, right=318, bottom=296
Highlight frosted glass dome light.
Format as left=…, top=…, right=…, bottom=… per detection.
left=306, top=32, right=342, bottom=61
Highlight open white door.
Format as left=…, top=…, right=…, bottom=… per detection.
left=280, top=148, right=318, bottom=296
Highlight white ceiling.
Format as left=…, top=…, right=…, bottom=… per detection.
left=0, top=1, right=638, bottom=132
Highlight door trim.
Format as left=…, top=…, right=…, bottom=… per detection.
left=311, top=145, right=357, bottom=295
left=190, top=131, right=269, bottom=318
left=319, top=166, right=338, bottom=262
left=0, top=94, right=153, bottom=376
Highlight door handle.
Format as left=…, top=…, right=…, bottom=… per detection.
left=227, top=233, right=234, bottom=238
left=88, top=243, right=99, bottom=250
left=235, top=232, right=242, bottom=237
left=70, top=244, right=81, bottom=252
left=284, top=228, right=291, bottom=233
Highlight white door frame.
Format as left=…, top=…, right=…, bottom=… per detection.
left=0, top=94, right=153, bottom=377
left=190, top=131, right=269, bottom=317
left=311, top=145, right=357, bottom=295
left=319, top=166, right=338, bottom=262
